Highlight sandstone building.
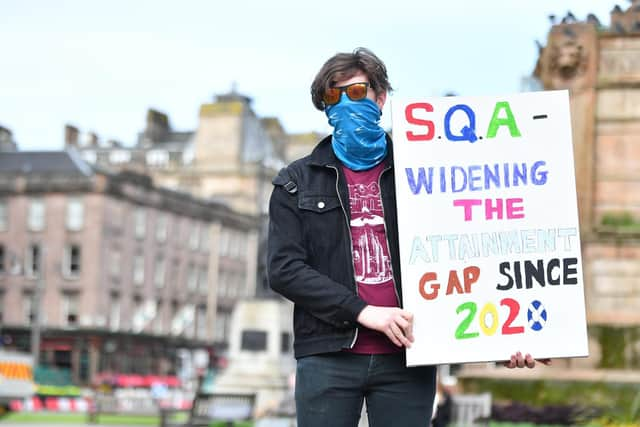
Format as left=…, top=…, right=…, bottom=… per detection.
left=0, top=151, right=258, bottom=383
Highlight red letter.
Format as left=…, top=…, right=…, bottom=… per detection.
left=445, top=270, right=464, bottom=295
left=419, top=272, right=440, bottom=300
left=463, top=266, right=480, bottom=293
left=405, top=103, right=435, bottom=141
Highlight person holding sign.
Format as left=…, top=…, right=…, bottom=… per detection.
left=267, top=47, right=548, bottom=427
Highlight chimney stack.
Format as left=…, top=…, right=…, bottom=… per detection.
left=88, top=132, right=99, bottom=147
left=65, top=124, right=80, bottom=147
left=0, top=126, right=17, bottom=152
left=143, top=109, right=171, bottom=145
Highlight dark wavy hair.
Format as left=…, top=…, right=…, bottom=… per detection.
left=310, top=47, right=392, bottom=111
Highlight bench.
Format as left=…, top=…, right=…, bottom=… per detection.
left=450, top=392, right=492, bottom=427
left=159, top=392, right=256, bottom=427
left=87, top=392, right=159, bottom=423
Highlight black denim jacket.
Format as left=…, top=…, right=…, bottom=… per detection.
left=267, top=134, right=403, bottom=358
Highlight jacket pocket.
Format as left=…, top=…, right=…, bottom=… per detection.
left=298, top=193, right=341, bottom=213
left=297, top=193, right=345, bottom=270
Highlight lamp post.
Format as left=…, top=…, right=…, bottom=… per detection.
left=30, top=247, right=45, bottom=366
left=7, top=247, right=45, bottom=366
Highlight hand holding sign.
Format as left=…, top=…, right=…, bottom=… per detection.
left=503, top=352, right=552, bottom=369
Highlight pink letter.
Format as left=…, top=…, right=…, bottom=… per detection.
left=453, top=199, right=482, bottom=221
left=506, top=198, right=525, bottom=219
left=485, top=198, right=503, bottom=220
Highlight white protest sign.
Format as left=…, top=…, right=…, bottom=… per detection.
left=390, top=91, right=589, bottom=366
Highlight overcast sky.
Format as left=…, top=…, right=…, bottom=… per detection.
left=0, top=0, right=619, bottom=151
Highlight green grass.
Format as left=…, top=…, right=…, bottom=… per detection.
left=488, top=424, right=566, bottom=427
left=0, top=411, right=254, bottom=426
left=0, top=412, right=158, bottom=425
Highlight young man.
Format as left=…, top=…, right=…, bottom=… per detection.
left=268, top=47, right=547, bottom=427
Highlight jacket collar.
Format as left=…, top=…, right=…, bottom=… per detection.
left=307, top=134, right=394, bottom=169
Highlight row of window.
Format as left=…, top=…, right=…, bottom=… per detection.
left=0, top=292, right=216, bottom=340
left=81, top=149, right=187, bottom=168
left=0, top=292, right=79, bottom=327
left=0, top=198, right=84, bottom=233
left=111, top=297, right=213, bottom=340
left=0, top=243, right=80, bottom=278
left=217, top=270, right=248, bottom=298
left=219, top=228, right=248, bottom=258
left=120, top=206, right=211, bottom=253
left=0, top=242, right=246, bottom=299
left=109, top=249, right=210, bottom=292
left=0, top=198, right=249, bottom=260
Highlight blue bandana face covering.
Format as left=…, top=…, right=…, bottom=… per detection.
left=326, top=93, right=387, bottom=171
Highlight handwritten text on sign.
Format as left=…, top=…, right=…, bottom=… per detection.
left=391, top=91, right=589, bottom=366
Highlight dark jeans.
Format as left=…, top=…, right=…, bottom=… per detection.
left=295, top=351, right=436, bottom=427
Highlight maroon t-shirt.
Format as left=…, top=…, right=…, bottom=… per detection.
left=342, top=163, right=402, bottom=354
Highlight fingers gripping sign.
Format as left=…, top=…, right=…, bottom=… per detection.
left=502, top=351, right=552, bottom=369
left=357, top=306, right=415, bottom=348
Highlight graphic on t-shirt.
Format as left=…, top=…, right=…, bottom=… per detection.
left=348, top=181, right=393, bottom=284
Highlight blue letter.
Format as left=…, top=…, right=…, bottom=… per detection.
left=445, top=104, right=477, bottom=142
left=405, top=167, right=434, bottom=194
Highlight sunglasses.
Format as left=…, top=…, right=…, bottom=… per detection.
left=323, top=82, right=371, bottom=106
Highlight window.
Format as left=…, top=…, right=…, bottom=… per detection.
left=66, top=197, right=84, bottom=231
left=0, top=292, right=4, bottom=323
left=228, top=273, right=237, bottom=298
left=133, top=255, right=145, bottom=285
left=186, top=305, right=196, bottom=338
left=154, top=257, right=165, bottom=288
left=146, top=150, right=169, bottom=167
left=134, top=208, right=146, bottom=239
left=82, top=151, right=97, bottom=164
left=215, top=313, right=228, bottom=342
left=198, top=266, right=208, bottom=293
left=281, top=332, right=292, bottom=353
left=196, top=305, right=207, bottom=339
left=240, top=273, right=248, bottom=297
left=62, top=293, right=79, bottom=326
left=189, top=223, right=199, bottom=250
left=154, top=300, right=163, bottom=334
left=23, top=293, right=34, bottom=324
left=241, top=330, right=267, bottom=351
left=238, top=233, right=247, bottom=258
left=63, top=244, right=81, bottom=278
left=110, top=295, right=120, bottom=331
left=131, top=296, right=143, bottom=332
left=156, top=214, right=168, bottom=243
left=109, top=150, right=131, bottom=164
left=219, top=229, right=230, bottom=256
left=25, top=244, right=41, bottom=277
left=0, top=244, right=5, bottom=274
left=217, top=271, right=227, bottom=297
left=170, top=258, right=180, bottom=290
left=199, top=226, right=209, bottom=253
left=187, top=264, right=198, bottom=291
left=110, top=249, right=121, bottom=279
left=229, top=232, right=239, bottom=257
left=111, top=201, right=124, bottom=228
left=27, top=198, right=45, bottom=231
left=179, top=220, right=189, bottom=248
left=0, top=200, right=7, bottom=231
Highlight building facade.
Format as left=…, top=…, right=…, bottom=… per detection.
left=0, top=150, right=258, bottom=383
left=455, top=3, right=640, bottom=383
left=65, top=90, right=289, bottom=297
left=66, top=90, right=286, bottom=218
